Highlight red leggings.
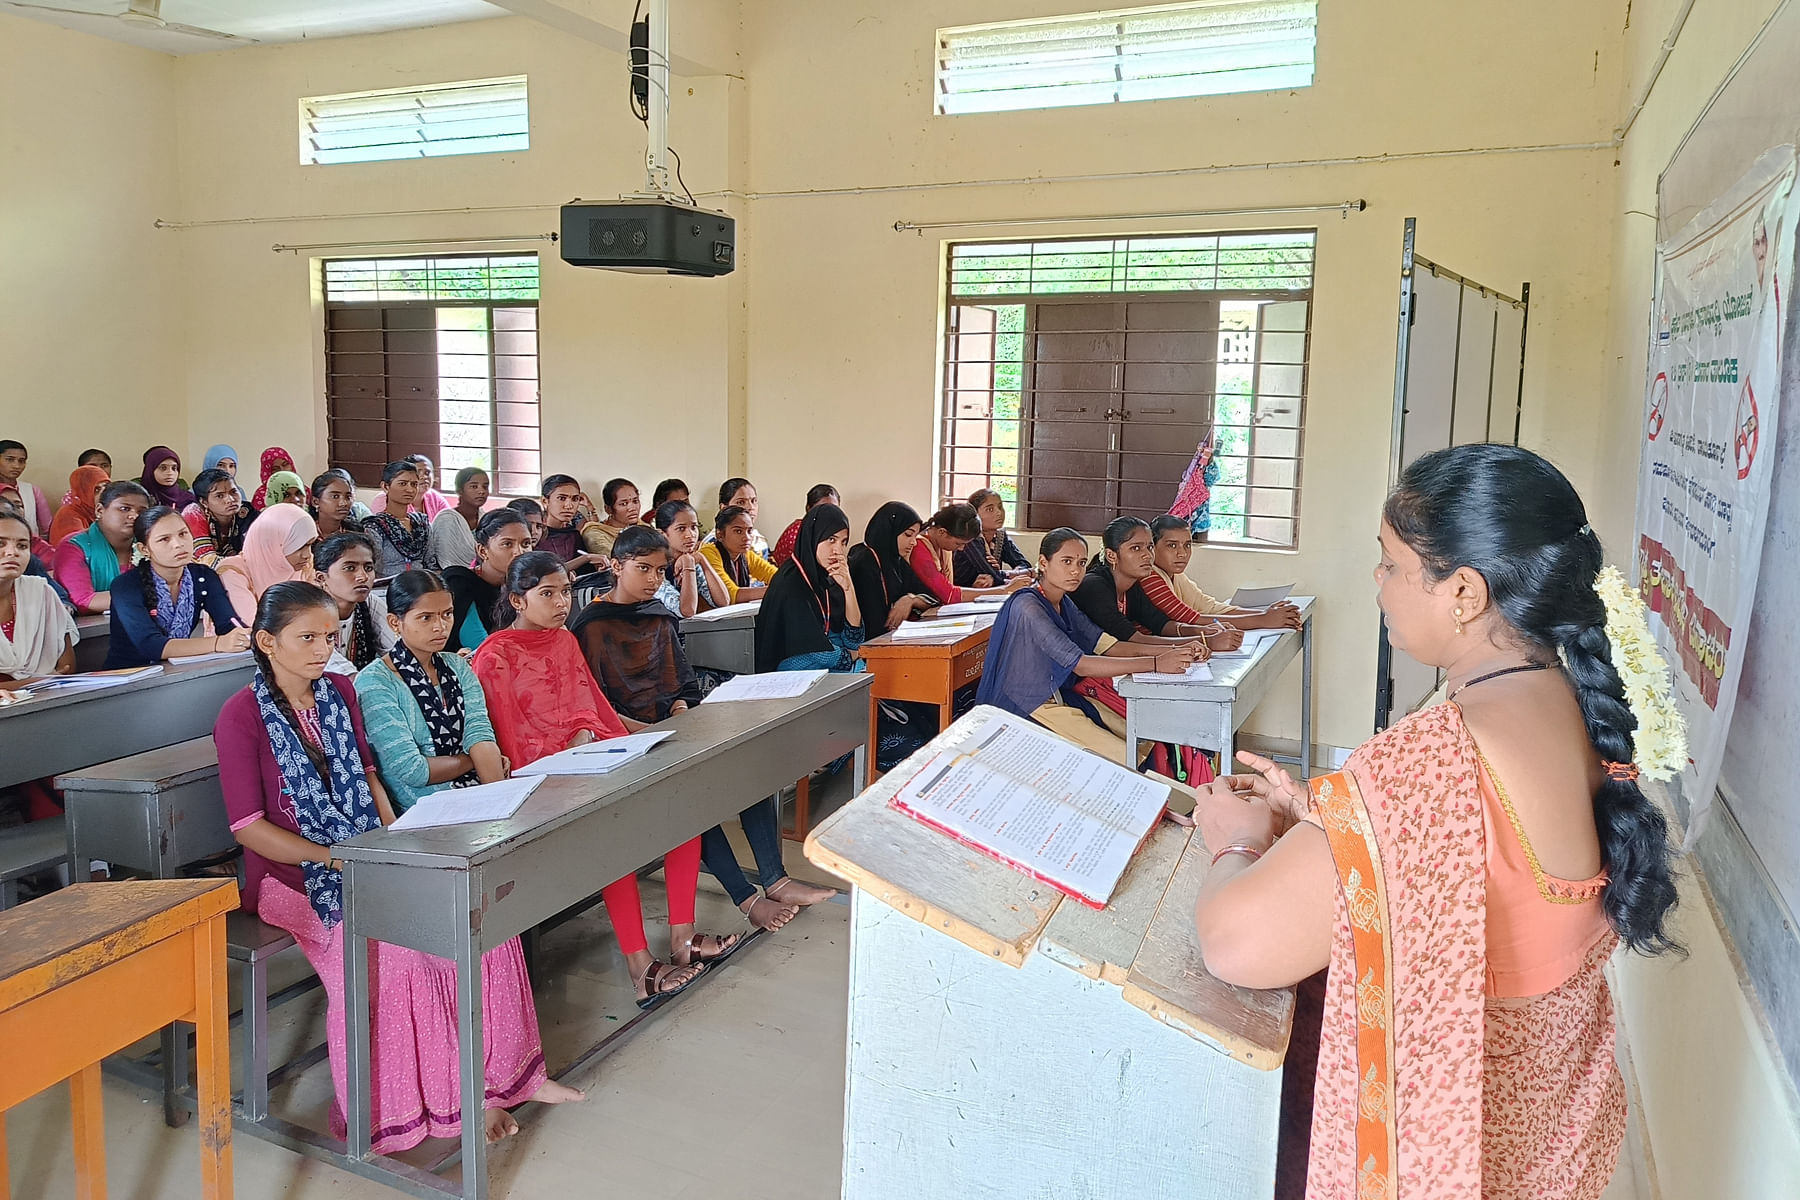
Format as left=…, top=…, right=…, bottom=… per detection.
left=599, top=835, right=701, bottom=956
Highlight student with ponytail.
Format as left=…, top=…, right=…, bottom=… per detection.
left=105, top=507, right=248, bottom=668
left=215, top=581, right=579, bottom=1151
left=1190, top=443, right=1679, bottom=1200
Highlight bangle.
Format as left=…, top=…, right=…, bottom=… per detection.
left=1211, top=841, right=1268, bottom=867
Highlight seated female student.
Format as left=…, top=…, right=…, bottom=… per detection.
left=649, top=478, right=689, bottom=517
left=535, top=475, right=609, bottom=576
left=651, top=498, right=730, bottom=619
left=49, top=464, right=111, bottom=547
left=442, top=509, right=535, bottom=653
left=355, top=569, right=505, bottom=814
left=139, top=446, right=196, bottom=511
left=507, top=496, right=546, bottom=545
left=361, top=460, right=430, bottom=578
left=753, top=502, right=864, bottom=674
left=216, top=581, right=581, bottom=1150
left=218, top=503, right=319, bottom=624
left=249, top=446, right=295, bottom=513
left=954, top=488, right=1032, bottom=588
left=1142, top=514, right=1303, bottom=633
left=312, top=532, right=394, bottom=676
left=0, top=440, right=52, bottom=540
left=404, top=455, right=453, bottom=522
left=54, top=480, right=150, bottom=614
left=705, top=477, right=770, bottom=557
left=976, top=528, right=1202, bottom=766
left=572, top=527, right=806, bottom=930
left=106, top=507, right=251, bottom=669
left=427, top=467, right=488, bottom=571
left=263, top=471, right=307, bottom=509
left=309, top=470, right=363, bottom=538
left=201, top=445, right=247, bottom=503
left=184, top=467, right=251, bottom=566
left=910, top=503, right=1030, bottom=606
left=1072, top=517, right=1229, bottom=650
left=771, top=484, right=838, bottom=567
left=474, top=552, right=733, bottom=1001
left=700, top=504, right=776, bottom=603
left=847, top=501, right=939, bottom=638
left=0, top=509, right=78, bottom=687
left=579, top=477, right=642, bottom=561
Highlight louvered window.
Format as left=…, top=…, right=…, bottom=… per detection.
left=324, top=255, right=541, bottom=498
left=300, top=76, right=528, bottom=165
left=936, top=1, right=1316, bottom=115
left=940, top=232, right=1314, bottom=548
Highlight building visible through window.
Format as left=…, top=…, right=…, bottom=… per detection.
left=940, top=231, right=1314, bottom=548
left=323, top=254, right=540, bottom=497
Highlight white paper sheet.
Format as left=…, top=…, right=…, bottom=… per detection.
left=387, top=775, right=544, bottom=830
left=930, top=599, right=1008, bottom=618
left=1208, top=628, right=1287, bottom=659
left=28, top=665, right=163, bottom=690
left=1229, top=583, right=1295, bottom=609
left=891, top=618, right=979, bottom=639
left=682, top=599, right=761, bottom=622
left=1129, top=661, right=1214, bottom=683
left=512, top=730, right=676, bottom=776
left=167, top=650, right=254, bottom=665
left=699, top=670, right=827, bottom=703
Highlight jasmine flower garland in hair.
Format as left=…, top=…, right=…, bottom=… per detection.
left=1593, top=565, right=1688, bottom=781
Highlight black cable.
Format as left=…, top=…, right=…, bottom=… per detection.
left=668, top=144, right=697, bottom=206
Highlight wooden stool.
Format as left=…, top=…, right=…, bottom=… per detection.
left=0, top=880, right=239, bottom=1200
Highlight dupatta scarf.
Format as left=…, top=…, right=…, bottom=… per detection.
left=218, top=504, right=317, bottom=600
left=470, top=626, right=628, bottom=766
left=251, top=446, right=295, bottom=511
left=50, top=466, right=111, bottom=546
left=0, top=575, right=78, bottom=677
left=1303, top=703, right=1624, bottom=1200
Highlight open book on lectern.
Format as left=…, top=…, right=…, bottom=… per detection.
left=887, top=710, right=1169, bottom=909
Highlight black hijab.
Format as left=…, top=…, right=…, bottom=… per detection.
left=754, top=502, right=851, bottom=672
left=847, top=501, right=927, bottom=640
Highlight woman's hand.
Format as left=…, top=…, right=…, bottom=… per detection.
left=1192, top=776, right=1282, bottom=857
left=1153, top=645, right=1200, bottom=674
left=1205, top=625, right=1244, bottom=652
left=1003, top=575, right=1031, bottom=593
left=1228, top=751, right=1311, bottom=828
left=825, top=558, right=854, bottom=592
left=671, top=551, right=698, bottom=574
left=566, top=729, right=596, bottom=750
left=886, top=598, right=914, bottom=631
left=670, top=700, right=689, bottom=715
left=972, top=573, right=995, bottom=589
left=214, top=627, right=251, bottom=653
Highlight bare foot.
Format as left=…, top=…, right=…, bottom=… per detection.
left=484, top=1108, right=519, bottom=1143
left=740, top=894, right=800, bottom=931
left=528, top=1079, right=585, bottom=1105
left=766, top=876, right=837, bottom=907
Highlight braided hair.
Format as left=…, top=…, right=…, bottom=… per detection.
left=130, top=505, right=184, bottom=621
left=251, top=581, right=338, bottom=776
left=1385, top=443, right=1680, bottom=955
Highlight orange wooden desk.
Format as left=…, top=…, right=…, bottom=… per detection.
left=855, top=617, right=993, bottom=783
left=0, top=879, right=239, bottom=1200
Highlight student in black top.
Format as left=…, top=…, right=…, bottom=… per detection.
left=847, top=501, right=938, bottom=639
left=442, top=508, right=536, bottom=653
left=953, top=488, right=1032, bottom=587
left=107, top=506, right=250, bottom=668
left=1069, top=516, right=1216, bottom=653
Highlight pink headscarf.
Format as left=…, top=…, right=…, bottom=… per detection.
left=250, top=446, right=295, bottom=512
left=217, top=503, right=317, bottom=622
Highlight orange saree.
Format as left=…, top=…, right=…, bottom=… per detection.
left=1303, top=703, right=1625, bottom=1199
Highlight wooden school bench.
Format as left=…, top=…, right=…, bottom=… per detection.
left=0, top=878, right=240, bottom=1200
left=0, top=818, right=77, bottom=909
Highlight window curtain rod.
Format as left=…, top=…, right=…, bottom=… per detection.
left=893, top=200, right=1366, bottom=234
left=270, top=233, right=557, bottom=254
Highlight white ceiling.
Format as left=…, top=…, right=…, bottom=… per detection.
left=0, top=0, right=507, bottom=55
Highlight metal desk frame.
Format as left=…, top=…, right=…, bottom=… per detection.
left=1117, top=600, right=1315, bottom=778
left=307, top=673, right=871, bottom=1199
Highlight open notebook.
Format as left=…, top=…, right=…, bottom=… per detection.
left=888, top=710, right=1170, bottom=909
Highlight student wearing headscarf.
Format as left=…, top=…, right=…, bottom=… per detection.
left=263, top=471, right=307, bottom=508
left=218, top=503, right=319, bottom=623
left=139, top=446, right=196, bottom=510
left=49, top=464, right=111, bottom=546
left=752, top=503, right=865, bottom=674
left=250, top=446, right=296, bottom=512
left=847, top=501, right=939, bottom=640
left=201, top=444, right=249, bottom=502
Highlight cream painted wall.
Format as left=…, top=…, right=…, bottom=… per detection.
left=0, top=14, right=184, bottom=491
left=168, top=13, right=741, bottom=501
left=1594, top=2, right=1800, bottom=1197
left=736, top=0, right=1622, bottom=753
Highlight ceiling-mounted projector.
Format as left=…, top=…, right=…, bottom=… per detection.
left=560, top=0, right=734, bottom=276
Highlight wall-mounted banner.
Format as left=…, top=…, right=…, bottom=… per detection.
left=1637, top=146, right=1798, bottom=844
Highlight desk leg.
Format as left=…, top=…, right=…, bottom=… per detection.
left=160, top=1026, right=189, bottom=1129
left=1300, top=615, right=1314, bottom=780
left=853, top=740, right=868, bottom=795
left=1125, top=701, right=1139, bottom=772
left=343, top=864, right=374, bottom=1162
left=866, top=698, right=881, bottom=784
left=191, top=915, right=234, bottom=1200
left=454, top=875, right=489, bottom=1200
left=1219, top=705, right=1237, bottom=778
left=0, top=1109, right=9, bottom=1200
left=70, top=1062, right=106, bottom=1200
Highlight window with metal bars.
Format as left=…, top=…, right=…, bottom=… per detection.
left=935, top=0, right=1316, bottom=116
left=939, top=231, right=1314, bottom=548
left=323, top=255, right=541, bottom=497
left=300, top=76, right=528, bottom=166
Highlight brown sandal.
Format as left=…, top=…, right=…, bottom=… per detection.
left=673, top=931, right=740, bottom=967
left=634, top=958, right=704, bottom=1009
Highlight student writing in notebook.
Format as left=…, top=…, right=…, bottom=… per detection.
left=953, top=488, right=1032, bottom=588
left=572, top=526, right=803, bottom=932
left=355, top=569, right=507, bottom=815
left=1071, top=517, right=1222, bottom=652
left=472, top=552, right=733, bottom=1003
left=976, top=528, right=1201, bottom=767
left=1143, top=514, right=1302, bottom=633
left=105, top=507, right=250, bottom=668
left=910, top=503, right=1030, bottom=605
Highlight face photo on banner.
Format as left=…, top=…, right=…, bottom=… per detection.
left=1636, top=145, right=1800, bottom=844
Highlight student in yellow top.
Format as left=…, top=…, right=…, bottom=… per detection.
left=580, top=477, right=641, bottom=560
left=699, top=505, right=775, bottom=603
left=1146, top=515, right=1302, bottom=632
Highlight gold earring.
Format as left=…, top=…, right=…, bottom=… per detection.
left=1453, top=606, right=1465, bottom=635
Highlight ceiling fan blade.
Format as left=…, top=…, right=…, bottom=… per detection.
left=160, top=19, right=253, bottom=42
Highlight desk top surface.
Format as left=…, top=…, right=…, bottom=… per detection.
left=336, top=671, right=872, bottom=869
left=0, top=653, right=253, bottom=721
left=679, top=602, right=761, bottom=634
left=0, top=879, right=238, bottom=1009
left=805, top=705, right=1294, bottom=1069
left=1116, top=596, right=1313, bottom=700
left=859, top=613, right=996, bottom=655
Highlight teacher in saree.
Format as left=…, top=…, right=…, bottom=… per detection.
left=1192, top=443, right=1682, bottom=1200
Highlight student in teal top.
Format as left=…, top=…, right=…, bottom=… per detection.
left=355, top=569, right=507, bottom=813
